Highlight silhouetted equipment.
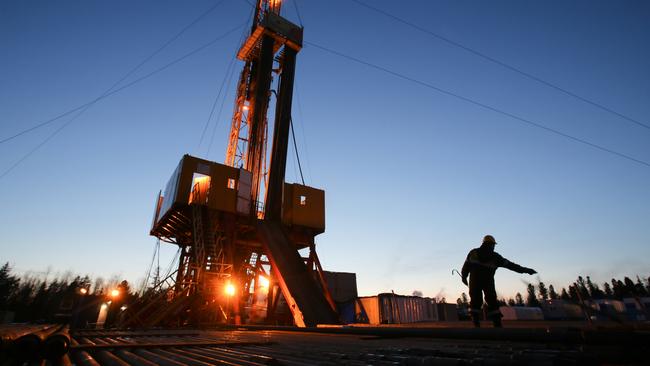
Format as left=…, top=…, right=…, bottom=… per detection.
left=122, top=0, right=338, bottom=328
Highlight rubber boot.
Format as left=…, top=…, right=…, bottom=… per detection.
left=492, top=316, right=502, bottom=328
left=471, top=314, right=481, bottom=328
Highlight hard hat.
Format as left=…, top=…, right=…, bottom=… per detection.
left=482, top=235, right=497, bottom=245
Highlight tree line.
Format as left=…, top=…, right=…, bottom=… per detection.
left=457, top=275, right=650, bottom=308
left=3, top=261, right=649, bottom=322
left=0, top=262, right=135, bottom=324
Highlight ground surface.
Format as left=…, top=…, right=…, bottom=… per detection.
left=2, top=321, right=649, bottom=365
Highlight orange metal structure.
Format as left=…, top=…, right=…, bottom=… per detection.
left=122, top=0, right=338, bottom=328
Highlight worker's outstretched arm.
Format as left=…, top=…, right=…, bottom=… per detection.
left=501, top=258, right=536, bottom=275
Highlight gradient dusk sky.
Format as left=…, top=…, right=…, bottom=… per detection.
left=1, top=0, right=649, bottom=302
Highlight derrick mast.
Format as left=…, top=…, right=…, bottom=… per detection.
left=133, top=0, right=339, bottom=328
left=226, top=0, right=293, bottom=219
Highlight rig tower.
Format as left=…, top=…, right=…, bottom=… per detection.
left=122, top=0, right=339, bottom=328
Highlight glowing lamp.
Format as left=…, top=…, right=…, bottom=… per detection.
left=110, top=289, right=120, bottom=298
left=79, top=288, right=88, bottom=295
left=258, top=276, right=269, bottom=289
left=225, top=283, right=236, bottom=296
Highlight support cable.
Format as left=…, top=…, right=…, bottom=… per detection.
left=163, top=247, right=182, bottom=283
left=305, top=41, right=650, bottom=169
left=294, top=83, right=313, bottom=183
left=140, top=239, right=161, bottom=295
left=240, top=0, right=255, bottom=8
left=290, top=117, right=305, bottom=185
left=0, top=23, right=246, bottom=180
left=206, top=56, right=239, bottom=157
left=0, top=0, right=227, bottom=146
left=349, top=0, right=650, bottom=132
left=198, top=53, right=238, bottom=149
left=292, top=0, right=304, bottom=27
left=201, top=12, right=254, bottom=155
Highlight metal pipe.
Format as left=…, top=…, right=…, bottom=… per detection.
left=1, top=324, right=52, bottom=343
left=154, top=348, right=214, bottom=366
left=170, top=348, right=238, bottom=365
left=177, top=347, right=259, bottom=366
left=43, top=325, right=71, bottom=360
left=241, top=345, right=319, bottom=366
left=95, top=350, right=131, bottom=366
left=77, top=337, right=95, bottom=345
left=114, top=349, right=159, bottom=366
left=132, top=348, right=187, bottom=366
left=54, top=353, right=73, bottom=366
left=14, top=324, right=62, bottom=360
left=74, top=331, right=199, bottom=338
left=89, top=337, right=111, bottom=345
left=184, top=346, right=268, bottom=366
left=1, top=324, right=58, bottom=347
left=71, top=350, right=101, bottom=366
left=223, top=324, right=614, bottom=345
left=71, top=340, right=270, bottom=350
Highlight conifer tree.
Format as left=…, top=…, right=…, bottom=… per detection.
left=635, top=276, right=648, bottom=296
left=623, top=277, right=636, bottom=297
left=586, top=276, right=603, bottom=299
left=603, top=282, right=613, bottom=298
left=526, top=284, right=540, bottom=307
left=0, top=262, right=19, bottom=309
left=568, top=285, right=580, bottom=302
left=538, top=281, right=549, bottom=301
left=560, top=288, right=570, bottom=300
left=612, top=279, right=625, bottom=298
left=515, top=292, right=524, bottom=306
left=575, top=276, right=590, bottom=299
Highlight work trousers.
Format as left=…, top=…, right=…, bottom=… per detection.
left=469, top=275, right=502, bottom=320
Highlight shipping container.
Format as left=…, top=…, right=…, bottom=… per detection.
left=355, top=294, right=438, bottom=325
left=623, top=297, right=649, bottom=321
left=592, top=299, right=627, bottom=320
left=594, top=299, right=626, bottom=313
left=337, top=300, right=356, bottom=324
left=437, top=303, right=459, bottom=321
left=499, top=306, right=544, bottom=320
left=322, top=271, right=358, bottom=303
left=541, top=300, right=584, bottom=320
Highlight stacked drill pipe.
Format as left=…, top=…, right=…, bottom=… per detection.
left=43, top=325, right=72, bottom=360
left=0, top=323, right=72, bottom=362
left=65, top=327, right=650, bottom=365
left=1, top=324, right=44, bottom=353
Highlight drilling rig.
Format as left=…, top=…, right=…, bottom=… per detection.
left=121, top=0, right=339, bottom=328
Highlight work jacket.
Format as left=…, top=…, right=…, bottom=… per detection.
left=461, top=246, right=529, bottom=281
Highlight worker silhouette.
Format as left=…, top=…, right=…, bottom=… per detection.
left=461, top=235, right=536, bottom=328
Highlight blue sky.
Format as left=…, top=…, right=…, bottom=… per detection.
left=1, top=0, right=649, bottom=302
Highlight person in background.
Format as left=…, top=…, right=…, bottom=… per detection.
left=461, top=235, right=537, bottom=327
